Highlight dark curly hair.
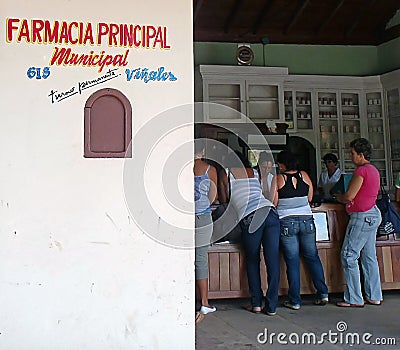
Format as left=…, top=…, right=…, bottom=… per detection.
left=350, top=138, right=372, bottom=161
left=277, top=150, right=299, bottom=171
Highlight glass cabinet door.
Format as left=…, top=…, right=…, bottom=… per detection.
left=387, top=88, right=400, bottom=188
left=295, top=91, right=313, bottom=130
left=366, top=92, right=387, bottom=186
left=284, top=90, right=313, bottom=131
left=205, top=82, right=245, bottom=121
left=317, top=92, right=340, bottom=160
left=246, top=83, right=279, bottom=122
left=340, top=92, right=361, bottom=173
left=284, top=91, right=294, bottom=129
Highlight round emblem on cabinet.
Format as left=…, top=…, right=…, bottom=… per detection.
left=236, top=45, right=254, bottom=65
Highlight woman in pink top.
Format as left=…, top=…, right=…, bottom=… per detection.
left=335, top=138, right=382, bottom=307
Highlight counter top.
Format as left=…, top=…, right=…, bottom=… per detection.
left=208, top=202, right=400, bottom=299
left=311, top=202, right=346, bottom=212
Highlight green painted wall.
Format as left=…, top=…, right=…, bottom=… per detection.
left=264, top=44, right=379, bottom=75
left=378, top=37, right=400, bottom=74
left=194, top=38, right=400, bottom=76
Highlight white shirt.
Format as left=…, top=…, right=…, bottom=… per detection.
left=228, top=169, right=273, bottom=219
left=318, top=167, right=344, bottom=199
left=261, top=172, right=274, bottom=197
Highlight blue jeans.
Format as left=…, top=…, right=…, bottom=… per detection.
left=280, top=215, right=328, bottom=305
left=240, top=207, right=280, bottom=312
left=341, top=206, right=382, bottom=304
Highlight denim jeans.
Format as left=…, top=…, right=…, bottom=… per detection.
left=341, top=205, right=382, bottom=304
left=280, top=215, right=328, bottom=305
left=240, top=207, right=280, bottom=312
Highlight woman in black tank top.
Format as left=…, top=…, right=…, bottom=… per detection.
left=278, top=171, right=310, bottom=199
left=272, top=151, right=329, bottom=310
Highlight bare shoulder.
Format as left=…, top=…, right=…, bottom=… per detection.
left=208, top=164, right=217, bottom=175
left=276, top=173, right=285, bottom=184
left=300, top=170, right=312, bottom=183
left=300, top=170, right=311, bottom=179
left=194, top=160, right=212, bottom=175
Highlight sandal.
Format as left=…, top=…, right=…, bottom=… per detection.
left=195, top=311, right=205, bottom=325
left=336, top=301, right=364, bottom=308
left=243, top=305, right=262, bottom=314
left=364, top=299, right=381, bottom=305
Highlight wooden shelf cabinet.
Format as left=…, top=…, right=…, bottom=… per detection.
left=197, top=65, right=287, bottom=124
left=284, top=90, right=313, bottom=131
left=196, top=65, right=395, bottom=192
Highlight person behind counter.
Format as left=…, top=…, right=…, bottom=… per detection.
left=272, top=151, right=329, bottom=310
left=194, top=139, right=218, bottom=324
left=221, top=151, right=280, bottom=316
left=257, top=151, right=275, bottom=201
left=318, top=153, right=343, bottom=201
left=335, top=138, right=382, bottom=307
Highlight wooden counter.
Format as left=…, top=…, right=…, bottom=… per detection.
left=208, top=203, right=400, bottom=299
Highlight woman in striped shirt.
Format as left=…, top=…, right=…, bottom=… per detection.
left=221, top=151, right=280, bottom=316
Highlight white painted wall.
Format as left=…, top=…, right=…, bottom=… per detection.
left=0, top=1, right=194, bottom=349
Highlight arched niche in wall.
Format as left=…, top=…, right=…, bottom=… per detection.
left=84, top=88, right=132, bottom=158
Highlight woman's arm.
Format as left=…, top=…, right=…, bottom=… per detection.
left=336, top=174, right=363, bottom=204
left=218, top=168, right=229, bottom=204
left=301, top=171, right=314, bottom=203
left=208, top=165, right=218, bottom=204
left=271, top=175, right=280, bottom=206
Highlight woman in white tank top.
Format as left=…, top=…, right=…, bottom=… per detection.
left=221, top=151, right=280, bottom=316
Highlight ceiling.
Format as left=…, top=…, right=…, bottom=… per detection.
left=194, top=0, right=400, bottom=45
